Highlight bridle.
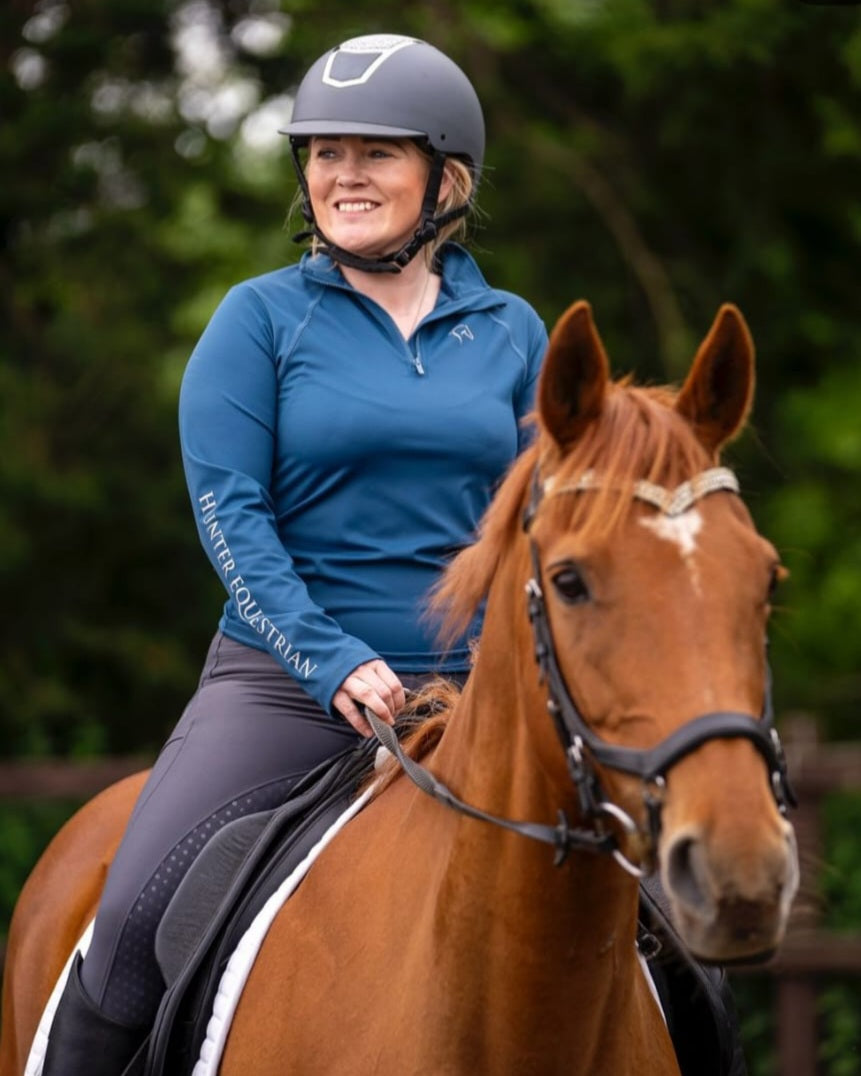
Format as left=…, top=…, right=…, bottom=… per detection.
left=521, top=463, right=795, bottom=874
left=367, top=464, right=795, bottom=876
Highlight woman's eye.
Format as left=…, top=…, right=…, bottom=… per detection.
left=551, top=566, right=590, bottom=605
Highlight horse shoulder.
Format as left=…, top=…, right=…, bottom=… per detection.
left=0, top=771, right=148, bottom=1076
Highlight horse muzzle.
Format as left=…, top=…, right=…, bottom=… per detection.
left=660, top=814, right=800, bottom=963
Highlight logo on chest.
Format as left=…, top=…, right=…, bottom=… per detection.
left=450, top=324, right=474, bottom=344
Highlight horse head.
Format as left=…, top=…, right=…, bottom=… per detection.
left=533, top=300, right=799, bottom=961
left=436, top=300, right=798, bottom=965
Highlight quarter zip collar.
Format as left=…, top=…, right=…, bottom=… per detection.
left=299, top=243, right=506, bottom=325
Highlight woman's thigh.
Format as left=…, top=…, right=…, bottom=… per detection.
left=81, top=634, right=359, bottom=1015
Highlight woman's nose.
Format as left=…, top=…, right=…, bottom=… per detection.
left=337, top=172, right=367, bottom=188
left=336, top=154, right=367, bottom=185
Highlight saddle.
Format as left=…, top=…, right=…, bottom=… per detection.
left=141, top=735, right=382, bottom=1076
left=127, top=729, right=746, bottom=1076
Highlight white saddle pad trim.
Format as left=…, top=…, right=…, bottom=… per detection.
left=24, top=920, right=94, bottom=1076
left=22, top=787, right=373, bottom=1076
left=192, top=785, right=375, bottom=1076
left=638, top=949, right=667, bottom=1025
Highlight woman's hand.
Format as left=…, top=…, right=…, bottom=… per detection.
left=333, top=659, right=406, bottom=737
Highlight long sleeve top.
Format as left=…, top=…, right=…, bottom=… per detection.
left=179, top=243, right=547, bottom=713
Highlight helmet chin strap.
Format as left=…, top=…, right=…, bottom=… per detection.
left=290, top=146, right=469, bottom=274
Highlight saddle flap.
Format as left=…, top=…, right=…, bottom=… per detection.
left=155, top=811, right=272, bottom=986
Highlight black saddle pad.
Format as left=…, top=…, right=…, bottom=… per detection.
left=142, top=735, right=382, bottom=1076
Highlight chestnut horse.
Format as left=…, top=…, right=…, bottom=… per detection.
left=1, top=301, right=798, bottom=1076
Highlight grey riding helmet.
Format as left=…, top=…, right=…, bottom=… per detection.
left=281, top=34, right=485, bottom=272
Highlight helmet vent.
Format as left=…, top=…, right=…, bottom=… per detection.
left=323, top=35, right=415, bottom=88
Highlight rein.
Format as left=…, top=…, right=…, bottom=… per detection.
left=364, top=709, right=618, bottom=866
left=369, top=465, right=795, bottom=877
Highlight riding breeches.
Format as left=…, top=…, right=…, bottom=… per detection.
left=79, top=632, right=448, bottom=1027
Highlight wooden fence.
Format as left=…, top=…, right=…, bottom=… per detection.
left=1, top=714, right=859, bottom=1074
left=752, top=713, right=861, bottom=1075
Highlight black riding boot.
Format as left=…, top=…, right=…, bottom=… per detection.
left=41, top=953, right=147, bottom=1076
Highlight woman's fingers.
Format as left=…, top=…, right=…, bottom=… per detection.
left=333, top=660, right=406, bottom=736
left=370, top=660, right=406, bottom=715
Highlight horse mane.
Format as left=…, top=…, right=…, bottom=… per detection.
left=364, top=677, right=461, bottom=796
left=431, top=377, right=719, bottom=645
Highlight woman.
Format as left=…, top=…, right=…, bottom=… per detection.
left=41, top=34, right=548, bottom=1074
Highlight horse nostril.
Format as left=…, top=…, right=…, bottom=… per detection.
left=665, top=833, right=715, bottom=917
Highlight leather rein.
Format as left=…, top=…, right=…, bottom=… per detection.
left=367, top=464, right=795, bottom=877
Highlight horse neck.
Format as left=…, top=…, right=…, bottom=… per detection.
left=425, top=541, right=644, bottom=1029
left=433, top=537, right=571, bottom=827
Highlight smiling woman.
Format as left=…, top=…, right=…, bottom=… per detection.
left=301, top=134, right=455, bottom=336
left=305, top=136, right=444, bottom=265
left=282, top=34, right=486, bottom=337
left=21, top=32, right=551, bottom=1076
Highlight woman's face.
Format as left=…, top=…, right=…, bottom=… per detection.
left=305, top=135, right=451, bottom=259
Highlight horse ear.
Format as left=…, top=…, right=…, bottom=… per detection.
left=538, top=300, right=610, bottom=447
left=676, top=304, right=755, bottom=455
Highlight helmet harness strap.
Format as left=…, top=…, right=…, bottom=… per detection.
left=290, top=143, right=470, bottom=274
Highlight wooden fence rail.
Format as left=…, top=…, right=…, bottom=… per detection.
left=0, top=756, right=147, bottom=800
left=1, top=714, right=859, bottom=1075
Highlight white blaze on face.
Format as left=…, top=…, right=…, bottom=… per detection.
left=639, top=510, right=704, bottom=589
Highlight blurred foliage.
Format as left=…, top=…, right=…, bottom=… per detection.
left=822, top=792, right=861, bottom=931
left=3, top=0, right=861, bottom=757
left=819, top=981, right=861, bottom=1076
left=731, top=976, right=775, bottom=1076
left=2, top=0, right=861, bottom=1069
left=817, top=791, right=861, bottom=1073
left=2, top=0, right=860, bottom=752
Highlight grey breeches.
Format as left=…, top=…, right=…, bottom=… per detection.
left=79, top=632, right=452, bottom=1026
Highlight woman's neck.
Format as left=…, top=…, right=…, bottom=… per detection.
left=339, top=257, right=441, bottom=340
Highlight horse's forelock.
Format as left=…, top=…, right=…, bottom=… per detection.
left=541, top=380, right=718, bottom=543
left=430, top=378, right=725, bottom=645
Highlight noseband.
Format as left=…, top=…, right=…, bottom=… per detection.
left=367, top=464, right=795, bottom=876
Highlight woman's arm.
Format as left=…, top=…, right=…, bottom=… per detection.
left=179, top=282, right=398, bottom=724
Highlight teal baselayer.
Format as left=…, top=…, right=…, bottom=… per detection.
left=180, top=244, right=548, bottom=711
left=78, top=244, right=547, bottom=1027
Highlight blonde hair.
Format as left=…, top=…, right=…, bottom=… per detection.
left=290, top=141, right=478, bottom=266
left=426, top=156, right=474, bottom=264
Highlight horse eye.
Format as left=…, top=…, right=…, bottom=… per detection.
left=767, top=565, right=784, bottom=602
left=551, top=565, right=590, bottom=605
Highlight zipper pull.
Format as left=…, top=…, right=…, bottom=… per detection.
left=412, top=352, right=425, bottom=376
